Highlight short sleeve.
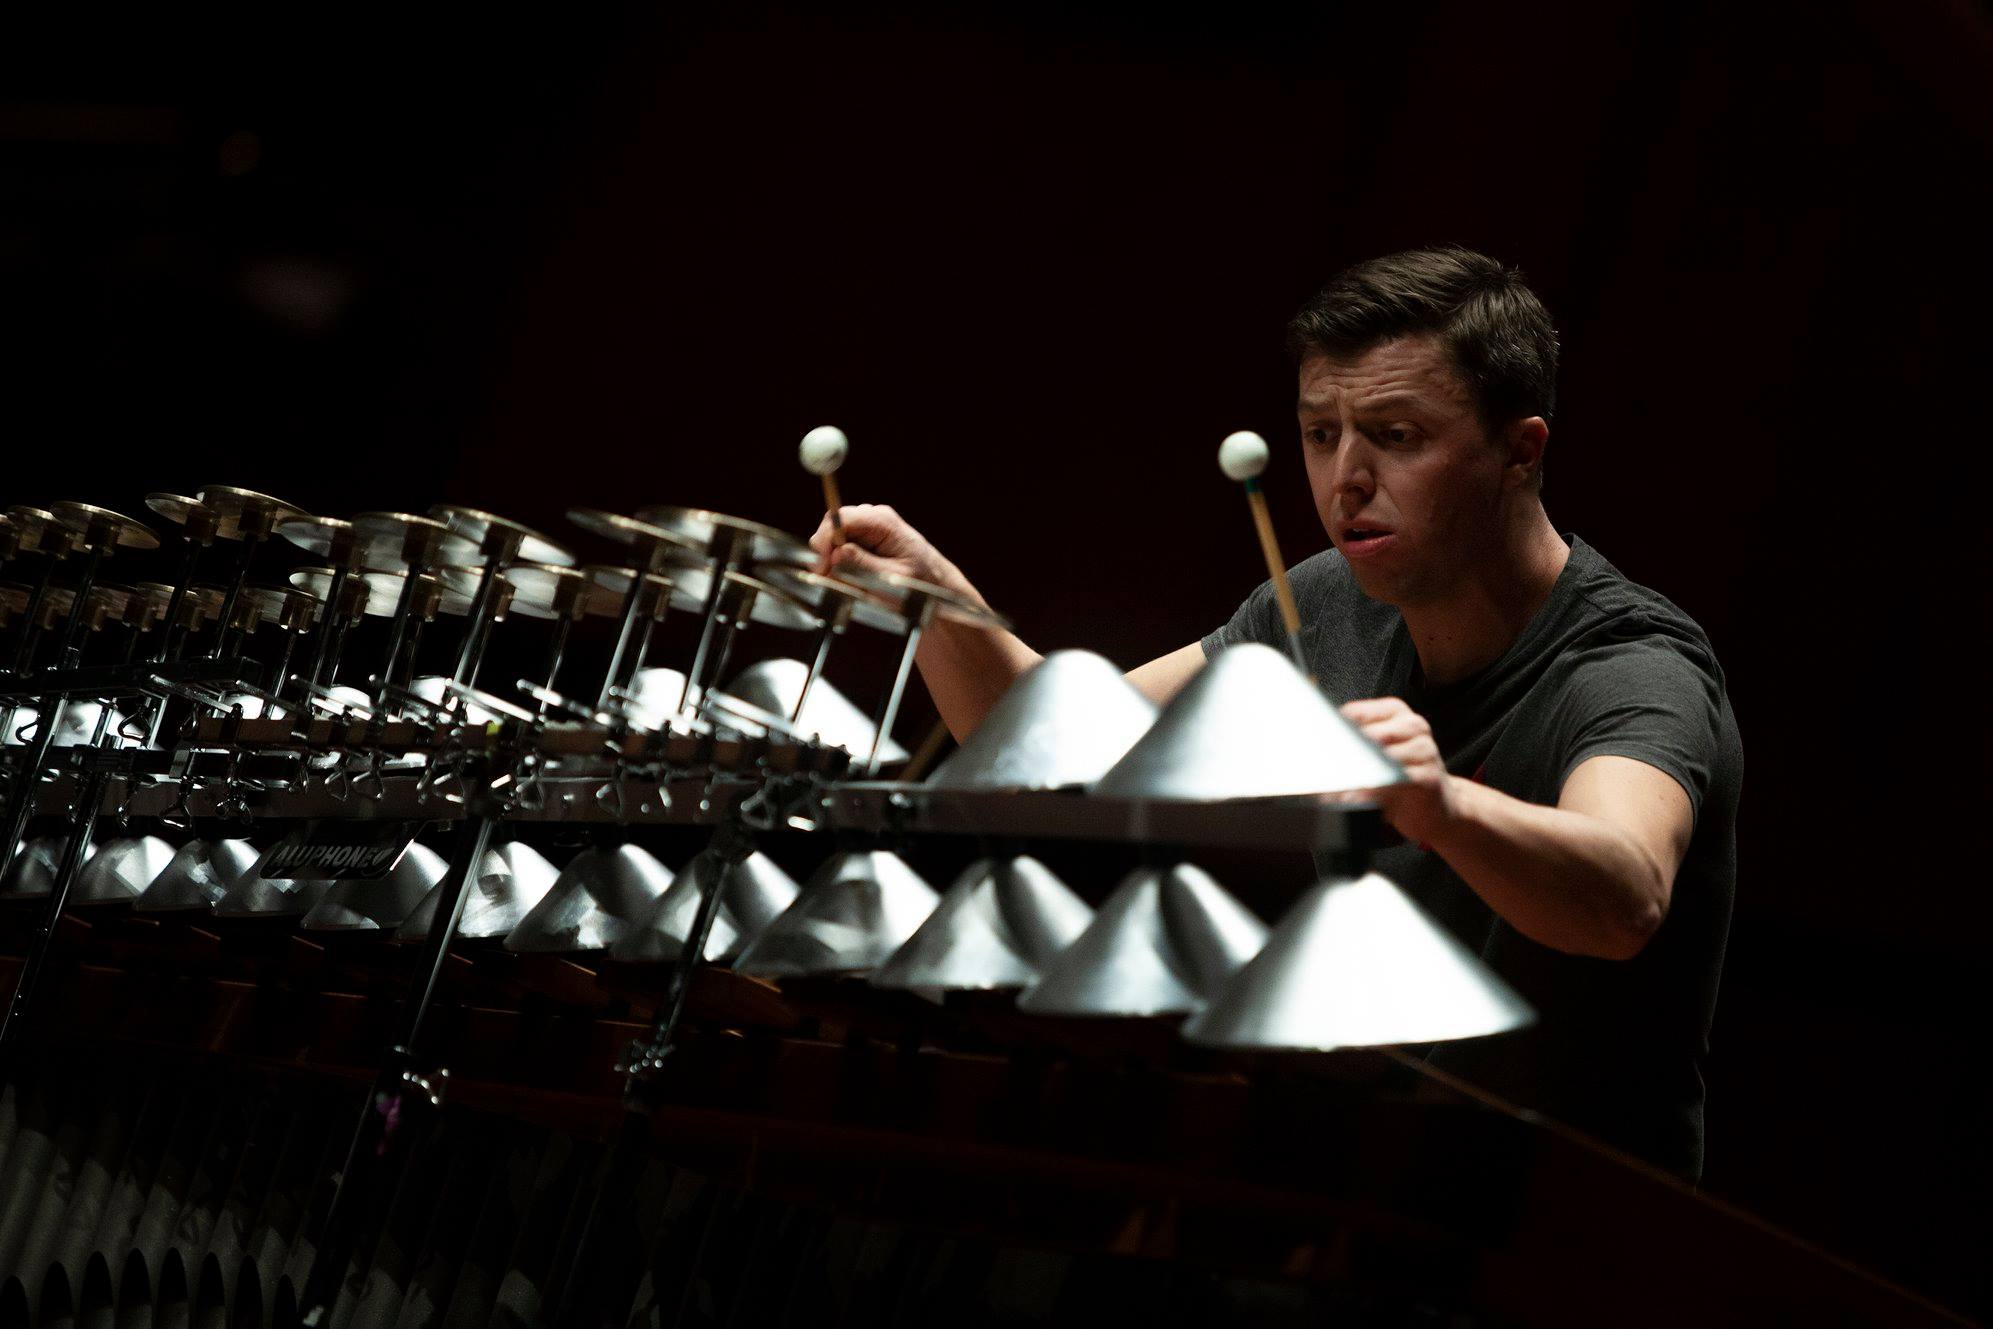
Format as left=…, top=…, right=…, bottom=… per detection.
left=1552, top=630, right=1724, bottom=819
left=1201, top=578, right=1280, bottom=660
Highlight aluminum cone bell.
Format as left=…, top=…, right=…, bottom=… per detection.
left=1183, top=872, right=1536, bottom=1051
left=0, top=836, right=77, bottom=899
left=301, top=842, right=451, bottom=932
left=734, top=850, right=939, bottom=978
left=218, top=843, right=324, bottom=916
left=72, top=836, right=175, bottom=905
left=610, top=848, right=800, bottom=964
left=395, top=841, right=559, bottom=942
left=135, top=839, right=259, bottom=912
left=505, top=844, right=675, bottom=953
left=926, top=650, right=1156, bottom=791
left=1090, top=642, right=1403, bottom=800
left=721, top=659, right=909, bottom=766
left=870, top=855, right=1095, bottom=991
left=1018, top=862, right=1267, bottom=1017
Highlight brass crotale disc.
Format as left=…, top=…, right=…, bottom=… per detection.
left=48, top=502, right=159, bottom=552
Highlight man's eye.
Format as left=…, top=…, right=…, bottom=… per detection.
left=1383, top=425, right=1416, bottom=445
left=1305, top=427, right=1333, bottom=446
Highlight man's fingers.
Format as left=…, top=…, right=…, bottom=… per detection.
left=829, top=542, right=897, bottom=578
left=1354, top=711, right=1431, bottom=747
left=1340, top=697, right=1408, bottom=724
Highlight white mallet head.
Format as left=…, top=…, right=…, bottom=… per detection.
left=799, top=425, right=849, bottom=476
left=1218, top=430, right=1270, bottom=482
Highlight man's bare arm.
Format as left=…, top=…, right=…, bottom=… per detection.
left=1344, top=698, right=1692, bottom=961
left=810, top=505, right=1207, bottom=740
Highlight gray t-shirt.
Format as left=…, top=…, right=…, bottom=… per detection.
left=1203, top=535, right=1741, bottom=1180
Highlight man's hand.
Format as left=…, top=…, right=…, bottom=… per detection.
left=1340, top=696, right=1456, bottom=845
left=809, top=503, right=975, bottom=599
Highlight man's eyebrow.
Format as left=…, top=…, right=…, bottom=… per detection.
left=1296, top=390, right=1437, bottom=416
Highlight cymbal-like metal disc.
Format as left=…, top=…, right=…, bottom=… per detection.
left=566, top=508, right=709, bottom=560
left=583, top=564, right=701, bottom=615
left=352, top=511, right=481, bottom=568
left=195, top=485, right=311, bottom=529
left=430, top=504, right=576, bottom=568
left=49, top=501, right=159, bottom=551
left=287, top=568, right=473, bottom=617
left=275, top=514, right=355, bottom=558
left=497, top=561, right=609, bottom=619
left=5, top=506, right=63, bottom=553
left=718, top=569, right=821, bottom=632
left=631, top=505, right=813, bottom=565
left=867, top=569, right=1008, bottom=630
left=145, top=491, right=220, bottom=529
left=757, top=566, right=910, bottom=635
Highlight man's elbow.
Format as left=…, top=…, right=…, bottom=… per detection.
left=1598, top=895, right=1667, bottom=961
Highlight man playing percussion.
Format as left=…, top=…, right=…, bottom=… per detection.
left=811, top=246, right=1741, bottom=1180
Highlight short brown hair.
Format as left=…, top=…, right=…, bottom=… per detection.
left=1287, top=246, right=1559, bottom=432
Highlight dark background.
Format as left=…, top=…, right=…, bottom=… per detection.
left=5, top=2, right=1989, bottom=1317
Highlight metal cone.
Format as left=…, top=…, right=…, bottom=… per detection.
left=733, top=850, right=939, bottom=978
left=504, top=844, right=675, bottom=953
left=926, top=650, right=1156, bottom=791
left=610, top=849, right=800, bottom=964
left=394, top=841, right=560, bottom=942
left=134, top=839, right=259, bottom=912
left=71, top=836, right=175, bottom=905
left=1090, top=642, right=1402, bottom=800
left=301, top=842, right=451, bottom=932
left=217, top=842, right=324, bottom=917
left=1183, top=872, right=1536, bottom=1050
left=0, top=836, right=77, bottom=899
left=869, top=855, right=1095, bottom=991
left=720, top=659, right=910, bottom=765
left=1017, top=862, right=1267, bottom=1017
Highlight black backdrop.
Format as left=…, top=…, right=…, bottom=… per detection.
left=5, top=3, right=1989, bottom=1317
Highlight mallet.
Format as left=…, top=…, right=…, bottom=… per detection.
left=799, top=425, right=850, bottom=552
left=1218, top=430, right=1310, bottom=676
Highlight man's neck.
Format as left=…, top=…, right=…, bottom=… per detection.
left=1401, top=504, right=1569, bottom=687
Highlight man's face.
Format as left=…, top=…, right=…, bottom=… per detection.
left=1297, top=336, right=1509, bottom=607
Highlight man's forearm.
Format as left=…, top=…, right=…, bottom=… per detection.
left=915, top=619, right=1041, bottom=741
left=1423, top=776, right=1670, bottom=961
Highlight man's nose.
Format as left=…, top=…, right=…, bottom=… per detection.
left=1331, top=438, right=1376, bottom=504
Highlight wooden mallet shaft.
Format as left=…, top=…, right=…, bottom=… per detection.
left=1219, top=430, right=1310, bottom=677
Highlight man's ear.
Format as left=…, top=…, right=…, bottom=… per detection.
left=1504, top=417, right=1549, bottom=489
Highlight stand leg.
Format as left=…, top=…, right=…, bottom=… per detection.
left=868, top=603, right=927, bottom=770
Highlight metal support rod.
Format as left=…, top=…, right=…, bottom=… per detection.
left=294, top=795, right=499, bottom=1326
left=868, top=595, right=929, bottom=769
left=298, top=566, right=350, bottom=692
left=677, top=533, right=741, bottom=717
left=698, top=592, right=749, bottom=717
left=534, top=616, right=574, bottom=718
left=7, top=550, right=58, bottom=674
left=265, top=623, right=302, bottom=717
left=208, top=527, right=265, bottom=660
left=598, top=580, right=651, bottom=709
left=373, top=564, right=427, bottom=709
left=0, top=767, right=107, bottom=1066
left=791, top=606, right=847, bottom=725
left=448, top=558, right=505, bottom=687
left=0, top=540, right=109, bottom=881
left=153, top=538, right=204, bottom=665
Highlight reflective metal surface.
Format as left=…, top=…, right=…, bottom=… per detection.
left=3, top=702, right=138, bottom=749
left=216, top=844, right=321, bottom=916
left=134, top=839, right=261, bottom=912
left=733, top=850, right=939, bottom=978
left=630, top=506, right=813, bottom=565
left=566, top=508, right=708, bottom=560
left=498, top=561, right=610, bottom=619
left=580, top=564, right=696, bottom=614
left=1091, top=643, right=1403, bottom=800
left=721, top=659, right=909, bottom=765
left=408, top=675, right=498, bottom=724
left=430, top=505, right=576, bottom=567
left=287, top=568, right=475, bottom=618
left=48, top=501, right=160, bottom=551
left=395, top=841, right=560, bottom=942
left=611, top=848, right=800, bottom=964
left=757, top=566, right=909, bottom=635
left=1017, top=863, right=1267, bottom=1017
left=869, top=855, right=1094, bottom=991
left=927, top=650, right=1156, bottom=791
left=0, top=837, right=73, bottom=899
left=300, top=842, right=451, bottom=932
left=194, top=485, right=311, bottom=529
left=504, top=843, right=676, bottom=953
left=1183, top=872, right=1537, bottom=1050
left=351, top=511, right=480, bottom=568
left=865, top=569, right=1010, bottom=630
left=71, top=836, right=175, bottom=906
